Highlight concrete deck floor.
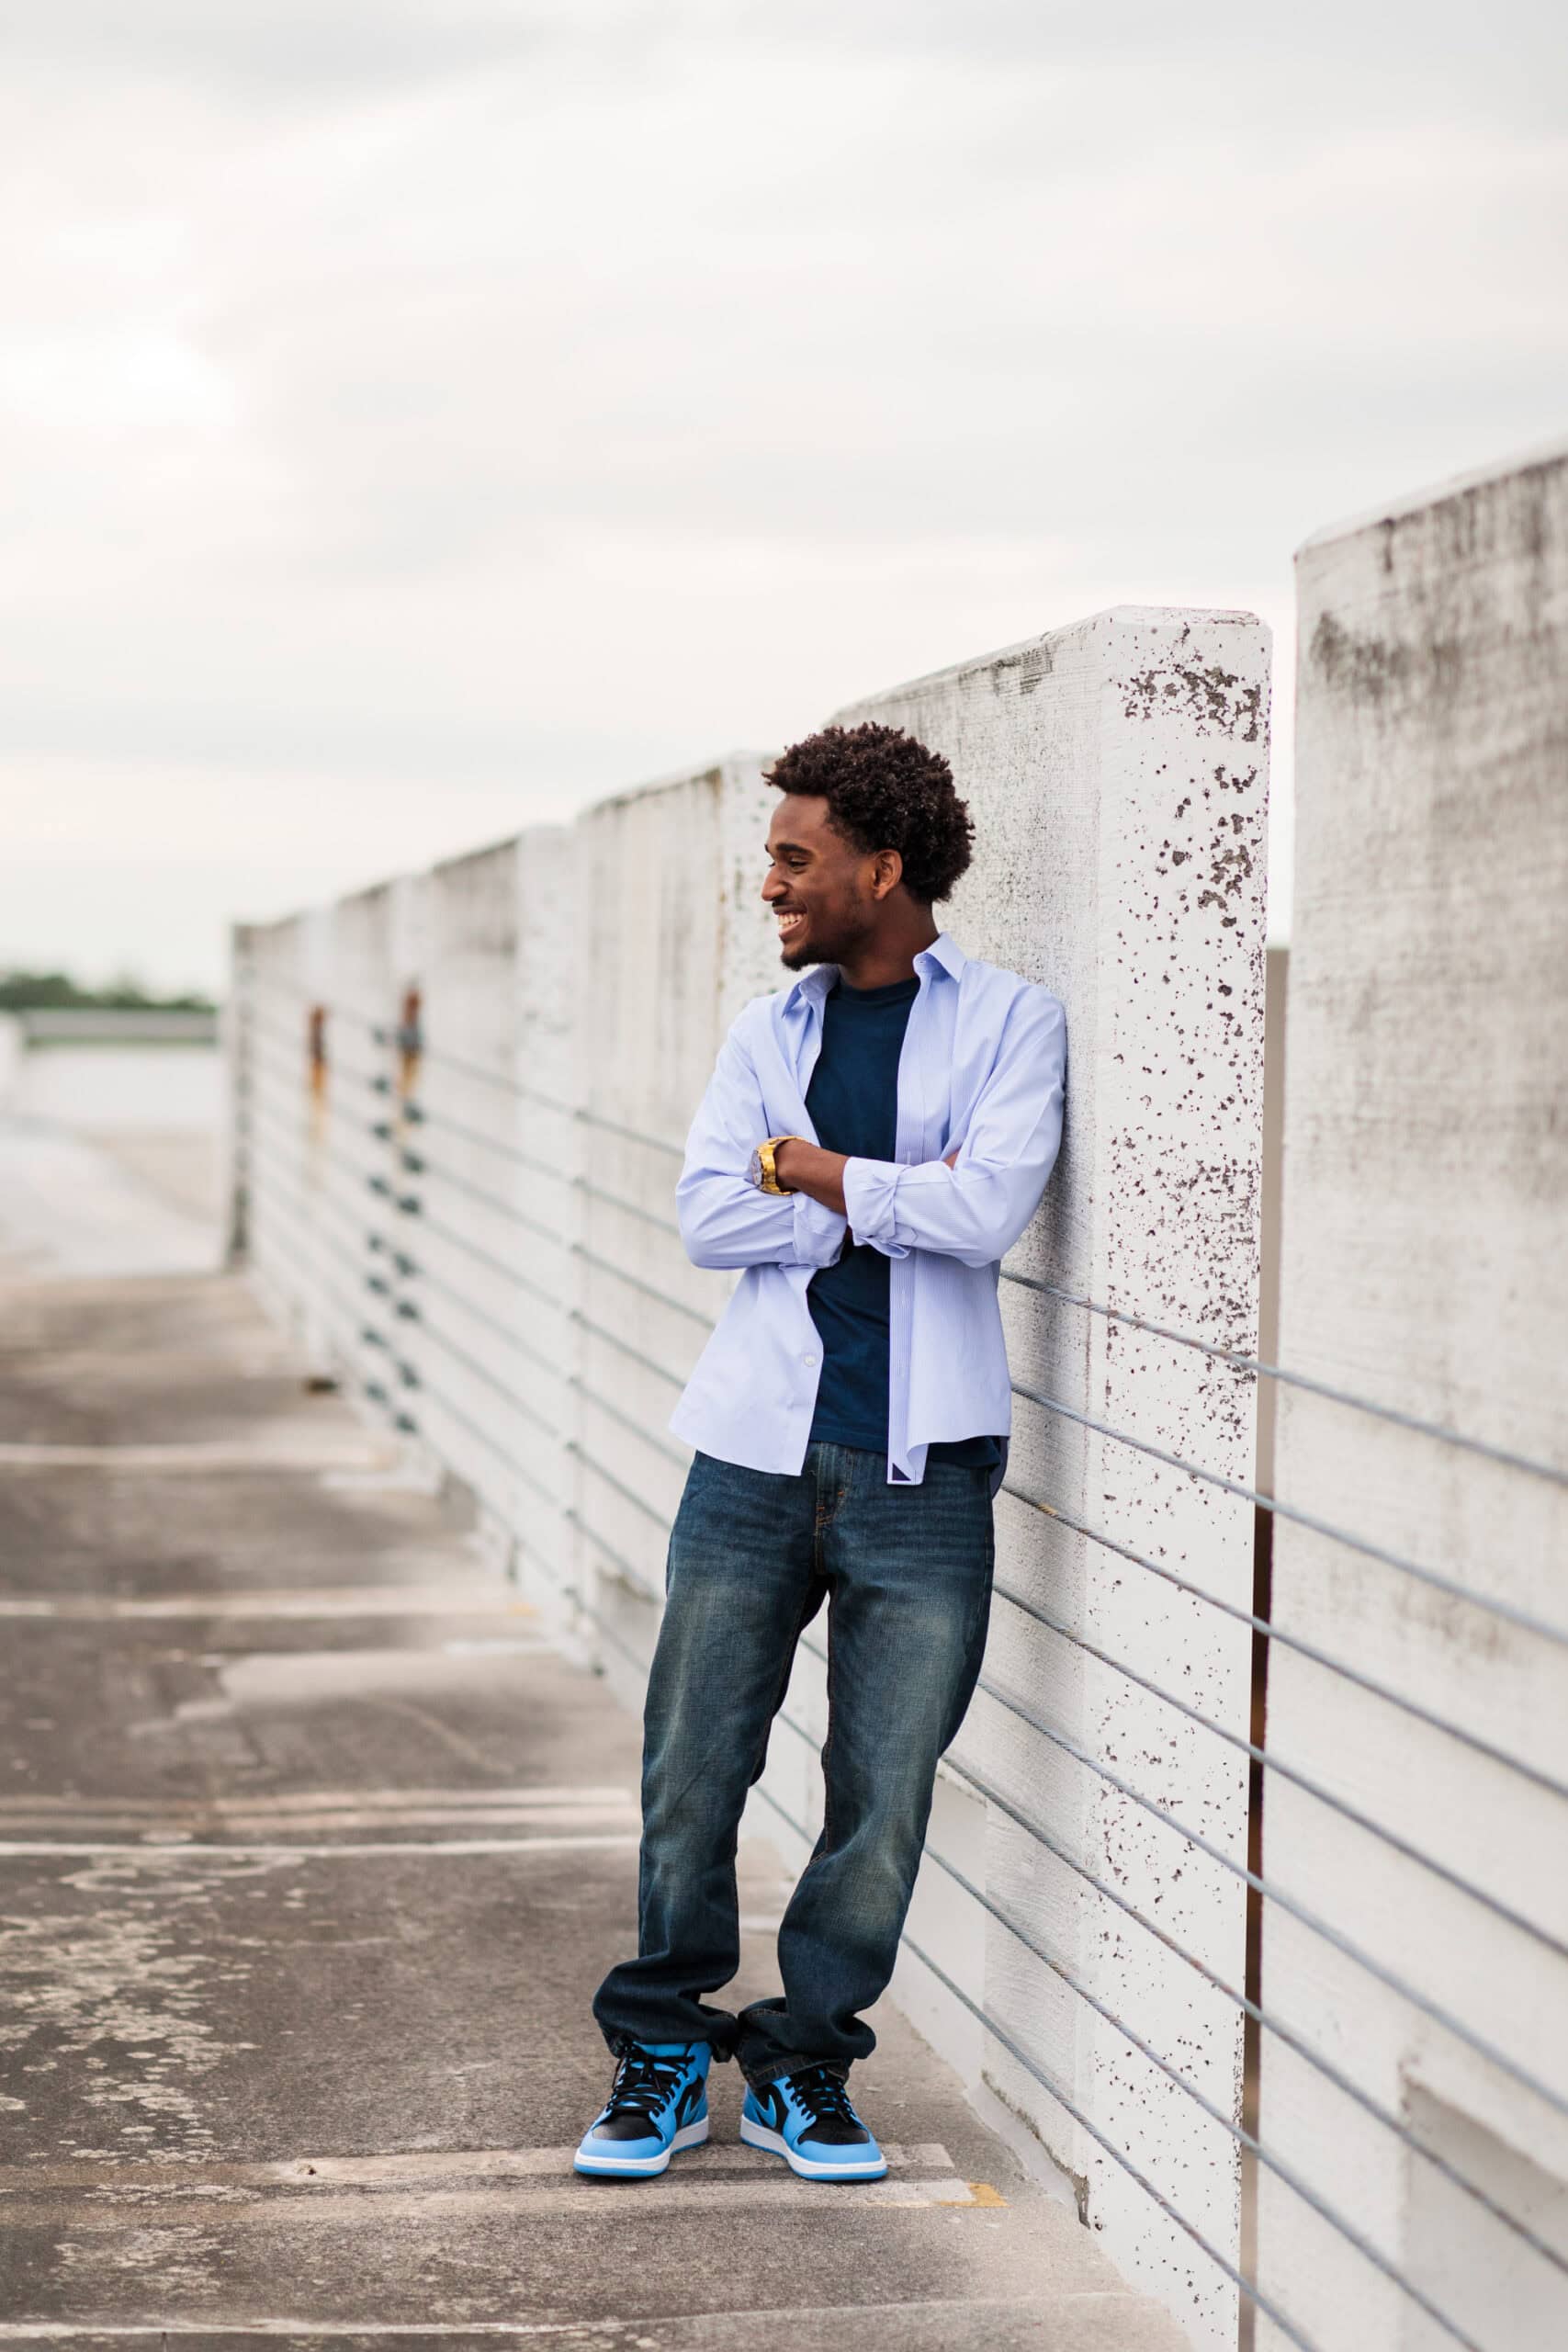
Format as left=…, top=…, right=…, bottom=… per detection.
left=0, top=1259, right=1190, bottom=2350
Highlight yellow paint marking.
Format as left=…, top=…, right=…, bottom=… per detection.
left=939, top=2180, right=1007, bottom=2208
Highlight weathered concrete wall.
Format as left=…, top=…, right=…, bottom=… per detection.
left=831, top=610, right=1269, bottom=2344
left=229, top=615, right=1269, bottom=2348
left=1257, top=447, right=1568, bottom=2350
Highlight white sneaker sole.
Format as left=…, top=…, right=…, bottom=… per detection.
left=574, top=2115, right=708, bottom=2177
left=739, top=2111, right=888, bottom=2180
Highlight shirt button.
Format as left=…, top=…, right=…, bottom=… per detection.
left=801, top=1352, right=818, bottom=1368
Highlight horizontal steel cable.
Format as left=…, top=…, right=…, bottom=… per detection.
left=990, top=1577, right=1568, bottom=1964
left=410, top=1212, right=566, bottom=1314
left=396, top=1322, right=560, bottom=1440
left=1011, top=1376, right=1568, bottom=1651
left=1001, top=1269, right=1568, bottom=1490
left=1001, top=1479, right=1568, bottom=1805
left=565, top=1508, right=660, bottom=1596
left=567, top=1440, right=678, bottom=1532
left=370, top=1033, right=574, bottom=1119
left=743, top=1771, right=1320, bottom=2352
left=244, top=1015, right=316, bottom=1069
left=558, top=1573, right=660, bottom=1671
left=356, top=1378, right=418, bottom=1437
left=399, top=1102, right=571, bottom=1186
left=400, top=1096, right=680, bottom=1234
left=570, top=1309, right=686, bottom=1390
left=246, top=975, right=382, bottom=1032
left=245, top=1017, right=386, bottom=1100
left=570, top=1242, right=714, bottom=1330
left=376, top=1035, right=686, bottom=1165
left=913, top=1813, right=1483, bottom=2349
left=244, top=1068, right=382, bottom=1192
left=244, top=1166, right=362, bottom=1267
left=577, top=1105, right=683, bottom=1159
left=933, top=1746, right=1568, bottom=2281
left=396, top=1149, right=570, bottom=1250
left=973, top=1668, right=1568, bottom=2126
left=410, top=1373, right=559, bottom=1510
left=575, top=1175, right=682, bottom=1234
left=391, top=1263, right=558, bottom=1380
left=245, top=1110, right=383, bottom=1232
left=310, top=1265, right=383, bottom=1348
left=569, top=1375, right=692, bottom=1469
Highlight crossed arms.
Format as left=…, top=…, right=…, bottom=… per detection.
left=674, top=989, right=1066, bottom=1276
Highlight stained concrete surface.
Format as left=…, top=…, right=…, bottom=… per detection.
left=0, top=1259, right=1188, bottom=2347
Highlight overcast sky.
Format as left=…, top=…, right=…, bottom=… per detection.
left=2, top=0, right=1563, bottom=991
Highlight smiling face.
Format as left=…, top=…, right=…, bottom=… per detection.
left=762, top=794, right=897, bottom=971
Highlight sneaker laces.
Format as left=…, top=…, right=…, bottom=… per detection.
left=787, top=2064, right=861, bottom=2133
left=604, top=2043, right=689, bottom=2123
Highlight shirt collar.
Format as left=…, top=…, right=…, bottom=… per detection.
left=783, top=930, right=966, bottom=1012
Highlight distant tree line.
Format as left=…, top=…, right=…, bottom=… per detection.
left=0, top=968, right=216, bottom=1014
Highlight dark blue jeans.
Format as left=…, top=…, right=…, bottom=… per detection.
left=592, top=1442, right=996, bottom=2086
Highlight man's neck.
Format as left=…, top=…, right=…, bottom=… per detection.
left=834, top=922, right=941, bottom=991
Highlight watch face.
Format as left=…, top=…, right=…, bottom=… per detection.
left=747, top=1145, right=765, bottom=1191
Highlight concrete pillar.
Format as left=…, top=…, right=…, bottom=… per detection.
left=829, top=607, right=1270, bottom=2349
left=1258, top=447, right=1568, bottom=2350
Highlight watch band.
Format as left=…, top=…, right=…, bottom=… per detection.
left=753, top=1133, right=807, bottom=1195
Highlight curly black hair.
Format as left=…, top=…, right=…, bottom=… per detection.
left=766, top=722, right=975, bottom=905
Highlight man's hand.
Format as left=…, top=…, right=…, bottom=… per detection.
left=773, top=1138, right=962, bottom=1219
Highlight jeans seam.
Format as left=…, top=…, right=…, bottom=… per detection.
left=819, top=1593, right=839, bottom=1848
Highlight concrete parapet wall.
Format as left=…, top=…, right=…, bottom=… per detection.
left=833, top=610, right=1269, bottom=2339
left=230, top=608, right=1270, bottom=2348
left=1258, top=447, right=1568, bottom=2351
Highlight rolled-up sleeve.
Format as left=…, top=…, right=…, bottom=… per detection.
left=675, top=1013, right=849, bottom=1273
left=841, top=988, right=1065, bottom=1269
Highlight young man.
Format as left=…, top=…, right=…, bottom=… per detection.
left=577, top=722, right=1066, bottom=2182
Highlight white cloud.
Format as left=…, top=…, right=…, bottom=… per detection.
left=0, top=1, right=1562, bottom=985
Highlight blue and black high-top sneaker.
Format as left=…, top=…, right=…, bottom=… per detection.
left=573, top=2041, right=710, bottom=2178
left=740, top=2063, right=888, bottom=2181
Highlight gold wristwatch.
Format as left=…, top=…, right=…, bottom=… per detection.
left=748, top=1134, right=807, bottom=1195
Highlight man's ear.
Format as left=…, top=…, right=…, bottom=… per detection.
left=869, top=847, right=904, bottom=901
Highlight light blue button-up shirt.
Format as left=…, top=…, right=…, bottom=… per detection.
left=668, top=933, right=1066, bottom=1487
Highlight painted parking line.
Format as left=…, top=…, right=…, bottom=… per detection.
left=0, top=1442, right=402, bottom=1472
left=0, top=2178, right=1005, bottom=2229
left=0, top=1785, right=631, bottom=1815
left=0, top=1834, right=642, bottom=1859
left=0, top=1590, right=540, bottom=1619
left=0, top=2328, right=630, bottom=2342
left=0, top=2143, right=955, bottom=2194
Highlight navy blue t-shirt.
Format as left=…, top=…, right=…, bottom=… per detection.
left=804, top=973, right=999, bottom=1468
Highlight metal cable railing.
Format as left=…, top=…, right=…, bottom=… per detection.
left=571, top=1242, right=715, bottom=1329
left=988, top=1575, right=1568, bottom=1962
left=1000, top=1481, right=1568, bottom=1804
left=1001, top=1268, right=1568, bottom=1491
left=234, top=985, right=1564, bottom=2352
left=970, top=1667, right=1567, bottom=2125
left=742, top=1770, right=1323, bottom=2352
left=505, top=1345, right=1568, bottom=2311
left=1010, top=1374, right=1568, bottom=1650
